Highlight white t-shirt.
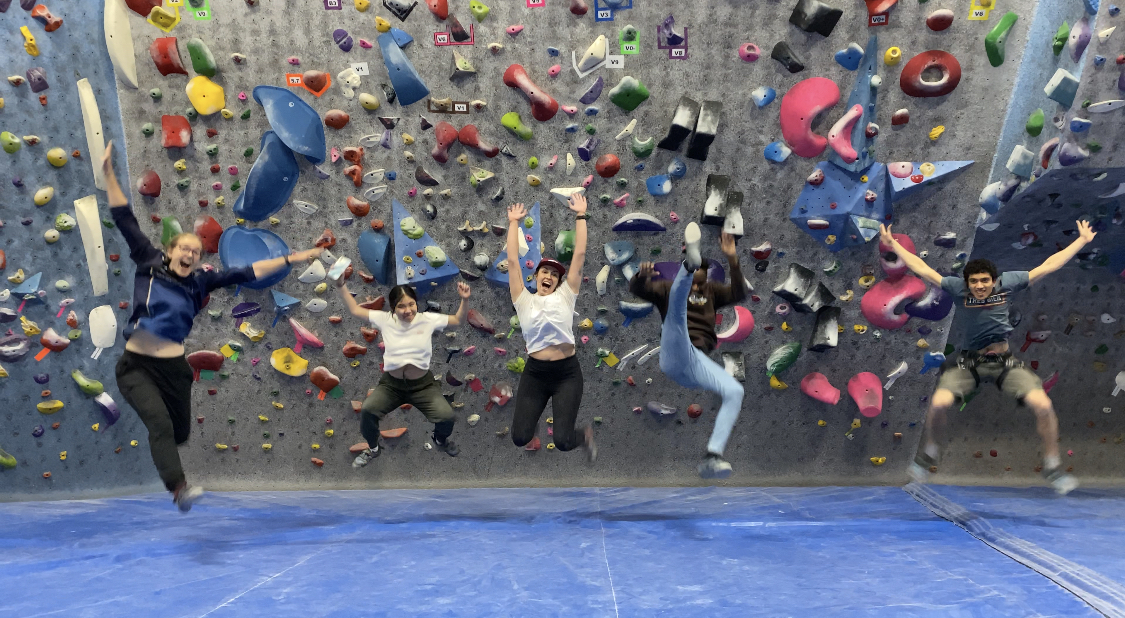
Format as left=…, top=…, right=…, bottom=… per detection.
left=514, top=283, right=577, bottom=354
left=367, top=311, right=449, bottom=371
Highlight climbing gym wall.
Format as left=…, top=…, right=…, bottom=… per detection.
left=5, top=0, right=1119, bottom=496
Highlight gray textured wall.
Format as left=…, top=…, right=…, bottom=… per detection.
left=12, top=0, right=1122, bottom=499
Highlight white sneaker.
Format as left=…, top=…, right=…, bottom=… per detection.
left=352, top=446, right=380, bottom=468
left=1044, top=468, right=1079, bottom=495
left=173, top=483, right=204, bottom=513
left=698, top=454, right=732, bottom=479
left=906, top=462, right=933, bottom=484
left=684, top=222, right=702, bottom=272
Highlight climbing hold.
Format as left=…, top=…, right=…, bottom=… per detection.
left=739, top=43, right=761, bottom=62
left=764, top=142, right=792, bottom=163
left=891, top=109, right=909, bottom=126
left=1044, top=69, right=1080, bottom=107
left=929, top=126, right=945, bottom=141
left=608, top=76, right=650, bottom=112
left=985, top=12, right=1019, bottom=67
left=1053, top=22, right=1070, bottom=56
left=800, top=372, right=840, bottom=404
left=186, top=38, right=218, bottom=77
left=771, top=41, right=805, bottom=73
left=1026, top=109, right=1044, bottom=136
left=779, top=77, right=841, bottom=158
left=46, top=147, right=67, bottom=167
left=458, top=125, right=499, bottom=158
left=504, top=64, right=558, bottom=122
left=847, top=372, right=883, bottom=417
left=185, top=76, right=225, bottom=116
left=790, top=0, right=843, bottom=37
left=926, top=9, right=954, bottom=31
left=1070, top=17, right=1092, bottom=62
left=900, top=51, right=962, bottom=98
left=751, top=87, right=776, bottom=108
left=884, top=47, right=901, bottom=66
left=834, top=42, right=864, bottom=70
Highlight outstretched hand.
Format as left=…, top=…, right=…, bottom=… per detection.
left=568, top=193, right=588, bottom=215
left=720, top=231, right=737, bottom=258
left=638, top=261, right=655, bottom=279
left=1076, top=219, right=1097, bottom=243
left=457, top=281, right=471, bottom=299
left=101, top=140, right=115, bottom=178
left=878, top=223, right=895, bottom=247
left=291, top=247, right=325, bottom=262
left=508, top=203, right=527, bottom=222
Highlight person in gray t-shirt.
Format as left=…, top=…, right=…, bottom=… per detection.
left=879, top=220, right=1097, bottom=495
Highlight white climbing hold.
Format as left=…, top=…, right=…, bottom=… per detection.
left=550, top=187, right=586, bottom=204
left=596, top=264, right=610, bottom=296
left=615, top=118, right=637, bottom=140
left=566, top=153, right=576, bottom=175
left=1099, top=26, right=1116, bottom=42
left=298, top=260, right=326, bottom=283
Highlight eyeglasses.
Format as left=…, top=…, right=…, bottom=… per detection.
left=174, top=246, right=201, bottom=257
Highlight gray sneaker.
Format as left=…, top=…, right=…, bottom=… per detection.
left=172, top=482, right=203, bottom=513
left=434, top=437, right=459, bottom=457
left=583, top=425, right=597, bottom=463
left=1044, top=467, right=1079, bottom=495
left=907, top=451, right=938, bottom=484
left=698, top=454, right=732, bottom=479
left=352, top=445, right=380, bottom=468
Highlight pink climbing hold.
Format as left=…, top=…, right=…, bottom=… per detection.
left=237, top=91, right=247, bottom=101
left=888, top=162, right=913, bottom=178
left=738, top=43, right=761, bottom=62
left=779, top=77, right=841, bottom=158
left=612, top=193, right=629, bottom=207
left=847, top=372, right=883, bottom=418
left=547, top=155, right=559, bottom=169
left=432, top=121, right=459, bottom=163
left=331, top=147, right=341, bottom=162
left=506, top=24, right=524, bottom=36
left=827, top=104, right=864, bottom=164
left=560, top=105, right=578, bottom=116
left=879, top=232, right=915, bottom=279
left=716, top=305, right=754, bottom=345
left=800, top=372, right=840, bottom=405
left=289, top=318, right=324, bottom=354
left=860, top=275, right=926, bottom=330
left=669, top=212, right=680, bottom=223
left=548, top=64, right=562, bottom=77
left=359, top=39, right=373, bottom=49
left=582, top=174, right=594, bottom=188
left=503, top=64, right=559, bottom=122
left=408, top=186, right=418, bottom=197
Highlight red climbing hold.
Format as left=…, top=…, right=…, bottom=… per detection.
left=324, top=110, right=350, bottom=130
left=343, top=341, right=368, bottom=357
left=125, top=0, right=161, bottom=17
left=431, top=121, right=459, bottom=163
left=137, top=170, right=162, bottom=197
left=186, top=350, right=224, bottom=381
left=687, top=403, right=703, bottom=418
left=347, top=196, right=370, bottom=217
left=360, top=326, right=379, bottom=342
left=595, top=154, right=621, bottom=178
left=899, top=50, right=962, bottom=98
left=311, top=457, right=325, bottom=467
left=425, top=0, right=448, bottom=19
left=457, top=124, right=500, bottom=158
left=380, top=427, right=408, bottom=438
left=468, top=309, right=496, bottom=334
left=315, top=229, right=337, bottom=248
left=149, top=37, right=187, bottom=76
left=310, top=366, right=340, bottom=394
left=161, top=115, right=192, bottom=149
left=193, top=216, right=223, bottom=254
left=503, top=64, right=559, bottom=122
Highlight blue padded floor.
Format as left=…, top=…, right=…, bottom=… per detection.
left=1, top=486, right=1124, bottom=617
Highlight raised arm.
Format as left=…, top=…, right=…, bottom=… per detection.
left=102, top=141, right=161, bottom=265
left=1029, top=220, right=1096, bottom=285
left=712, top=231, right=749, bottom=308
left=336, top=280, right=371, bottom=320
left=629, top=261, right=670, bottom=304
left=566, top=193, right=588, bottom=294
left=879, top=224, right=943, bottom=286
left=505, top=203, right=528, bottom=304
left=444, top=281, right=471, bottom=327
left=251, top=247, right=323, bottom=281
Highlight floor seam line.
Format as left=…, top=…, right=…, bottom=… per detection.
left=595, top=487, right=621, bottom=618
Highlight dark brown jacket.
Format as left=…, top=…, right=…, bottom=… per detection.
left=628, top=261, right=748, bottom=353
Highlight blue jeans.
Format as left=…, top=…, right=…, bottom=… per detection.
left=658, top=266, right=745, bottom=456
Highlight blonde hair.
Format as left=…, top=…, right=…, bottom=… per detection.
left=165, top=232, right=202, bottom=251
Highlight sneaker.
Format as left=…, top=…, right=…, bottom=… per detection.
left=583, top=425, right=597, bottom=462
left=435, top=436, right=459, bottom=457
left=698, top=453, right=732, bottom=479
left=907, top=451, right=938, bottom=484
left=1044, top=467, right=1079, bottom=495
left=352, top=445, right=380, bottom=468
left=172, top=482, right=203, bottom=513
left=683, top=222, right=702, bottom=272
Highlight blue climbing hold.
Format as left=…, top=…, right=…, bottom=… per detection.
left=547, top=46, right=560, bottom=56
left=253, top=86, right=327, bottom=164
left=667, top=157, right=687, bottom=179
left=788, top=161, right=890, bottom=253
left=391, top=200, right=458, bottom=291
left=377, top=31, right=430, bottom=107
left=218, top=226, right=292, bottom=289
left=888, top=161, right=974, bottom=201
left=487, top=202, right=542, bottom=293
left=1111, top=3, right=1120, bottom=14
left=270, top=289, right=301, bottom=327
left=1085, top=0, right=1100, bottom=14
left=585, top=106, right=600, bottom=116
left=604, top=240, right=636, bottom=266
left=834, top=42, right=864, bottom=70
left=565, top=124, right=579, bottom=133
left=357, top=230, right=393, bottom=285
left=619, top=301, right=654, bottom=326
left=593, top=318, right=609, bottom=334
left=1070, top=117, right=1093, bottom=133
left=920, top=352, right=945, bottom=374
left=1094, top=54, right=1107, bottom=67
left=750, top=86, right=776, bottom=108
left=11, top=272, right=42, bottom=296
left=764, top=141, right=792, bottom=162
left=634, top=163, right=645, bottom=171
left=389, top=27, right=414, bottom=48
left=386, top=170, right=397, bottom=180
left=645, top=175, right=672, bottom=196
left=233, top=131, right=299, bottom=222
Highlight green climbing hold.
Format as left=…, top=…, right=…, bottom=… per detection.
left=424, top=245, right=447, bottom=267
left=469, top=0, right=489, bottom=22
left=71, top=369, right=105, bottom=396
left=0, top=446, right=16, bottom=470
left=555, top=230, right=576, bottom=263
left=1082, top=99, right=1092, bottom=109
left=161, top=217, right=184, bottom=246
left=944, top=343, right=955, bottom=355
left=67, top=329, right=83, bottom=340
left=506, top=357, right=525, bottom=373
left=593, top=416, right=603, bottom=424
left=54, top=213, right=76, bottom=231
left=1026, top=109, right=1044, bottom=136
left=620, top=26, right=638, bottom=43
left=599, top=194, right=611, bottom=203
left=1, top=131, right=20, bottom=154
left=206, top=145, right=219, bottom=156
left=528, top=156, right=539, bottom=169
left=228, top=416, right=236, bottom=424
left=1091, top=285, right=1099, bottom=292
left=231, top=180, right=241, bottom=191
left=631, top=135, right=655, bottom=158
left=502, top=112, right=533, bottom=140
left=985, top=12, right=1019, bottom=67
left=185, top=107, right=199, bottom=120
left=141, top=123, right=156, bottom=137
left=635, top=196, right=644, bottom=204
left=102, top=218, right=115, bottom=228
left=208, top=309, right=222, bottom=318
left=186, top=38, right=218, bottom=77
left=1088, top=141, right=1102, bottom=153
left=608, top=76, right=650, bottom=111
left=1095, top=344, right=1109, bottom=354
left=150, top=88, right=162, bottom=100
left=615, top=177, right=628, bottom=187
left=585, top=124, right=596, bottom=135
left=765, top=341, right=801, bottom=377
left=243, top=147, right=254, bottom=157
left=400, top=217, right=425, bottom=240
left=1053, top=22, right=1069, bottom=56
left=176, top=178, right=191, bottom=189
left=650, top=247, right=661, bottom=255
left=823, top=259, right=842, bottom=275
left=240, top=108, right=251, bottom=119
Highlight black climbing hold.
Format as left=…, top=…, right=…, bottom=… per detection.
left=449, top=13, right=470, bottom=42
left=789, top=0, right=843, bottom=37
left=772, top=263, right=816, bottom=304
left=809, top=306, right=841, bottom=351
left=686, top=101, right=722, bottom=161
left=424, top=203, right=438, bottom=219
left=459, top=236, right=475, bottom=252
left=700, top=174, right=731, bottom=227
left=380, top=83, right=397, bottom=104
left=793, top=282, right=835, bottom=314
left=657, top=95, right=701, bottom=151
left=771, top=41, right=805, bottom=73
left=492, top=186, right=505, bottom=202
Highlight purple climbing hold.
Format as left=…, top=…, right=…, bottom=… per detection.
left=1057, top=141, right=1089, bottom=166
left=26, top=67, right=49, bottom=93
left=904, top=286, right=953, bottom=321
left=333, top=28, right=354, bottom=52
left=95, top=393, right=121, bottom=426
left=380, top=129, right=393, bottom=149
left=659, top=15, right=684, bottom=46
left=12, top=176, right=22, bottom=188
left=577, top=137, right=600, bottom=161
left=933, top=232, right=957, bottom=248
left=34, top=373, right=49, bottom=384
left=612, top=212, right=667, bottom=232
left=32, top=425, right=45, bottom=438
left=578, top=76, right=604, bottom=105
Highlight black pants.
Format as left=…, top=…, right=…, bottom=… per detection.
left=115, top=350, right=193, bottom=492
left=512, top=355, right=585, bottom=451
left=359, top=371, right=455, bottom=447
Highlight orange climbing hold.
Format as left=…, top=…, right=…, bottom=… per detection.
left=380, top=427, right=408, bottom=438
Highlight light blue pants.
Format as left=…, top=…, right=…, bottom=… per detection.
left=658, top=265, right=745, bottom=456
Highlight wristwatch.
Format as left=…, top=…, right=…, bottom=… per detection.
left=284, top=255, right=291, bottom=266
left=575, top=214, right=589, bottom=220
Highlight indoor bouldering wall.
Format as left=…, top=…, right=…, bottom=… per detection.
left=7, top=0, right=1121, bottom=498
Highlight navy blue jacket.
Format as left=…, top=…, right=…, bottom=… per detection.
left=112, top=206, right=255, bottom=343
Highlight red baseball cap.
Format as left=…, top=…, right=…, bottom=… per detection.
left=535, top=258, right=567, bottom=279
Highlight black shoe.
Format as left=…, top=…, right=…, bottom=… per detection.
left=435, top=436, right=459, bottom=457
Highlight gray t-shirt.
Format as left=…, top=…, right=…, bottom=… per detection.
left=940, top=271, right=1030, bottom=351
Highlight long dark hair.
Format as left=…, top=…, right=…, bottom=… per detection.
left=388, top=285, right=418, bottom=309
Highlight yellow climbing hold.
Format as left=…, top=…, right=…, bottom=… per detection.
left=884, top=47, right=901, bottom=65
left=851, top=418, right=862, bottom=430
left=457, top=153, right=469, bottom=165
left=34, top=186, right=54, bottom=206
left=174, top=159, right=188, bottom=172
left=527, top=175, right=542, bottom=186
left=185, top=75, right=226, bottom=116
left=269, top=217, right=281, bottom=225
left=216, top=196, right=227, bottom=207
left=858, top=275, right=875, bottom=288
left=825, top=234, right=836, bottom=245
left=91, top=423, right=100, bottom=432
left=916, top=338, right=930, bottom=349
left=769, top=375, right=788, bottom=390
left=325, top=429, right=334, bottom=437
left=314, top=282, right=328, bottom=294
left=547, top=442, right=556, bottom=450
left=870, top=456, right=887, bottom=466
left=0, top=364, right=8, bottom=378
left=403, top=133, right=415, bottom=145
left=545, top=417, right=554, bottom=424
left=21, top=316, right=41, bottom=336
left=403, top=256, right=413, bottom=263
left=375, top=16, right=391, bottom=32
left=37, top=400, right=64, bottom=414
left=21, top=26, right=39, bottom=57
left=853, top=324, right=868, bottom=334
left=928, top=126, right=945, bottom=141
left=47, top=147, right=67, bottom=167
left=216, top=443, right=229, bottom=450
left=781, top=322, right=792, bottom=332
left=838, top=289, right=854, bottom=302
left=919, top=162, right=936, bottom=176
left=354, top=0, right=370, bottom=10
left=312, top=443, right=321, bottom=450
left=59, top=450, right=67, bottom=461
left=859, top=175, right=868, bottom=183
left=262, top=443, right=273, bottom=451
left=259, top=414, right=270, bottom=421
left=239, top=321, right=265, bottom=341
left=130, top=440, right=139, bottom=447
left=817, top=420, right=827, bottom=427
left=270, top=347, right=309, bottom=376
left=220, top=108, right=234, bottom=119
left=8, top=269, right=25, bottom=284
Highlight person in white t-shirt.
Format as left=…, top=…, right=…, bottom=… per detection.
left=505, top=195, right=596, bottom=461
left=336, top=280, right=471, bottom=467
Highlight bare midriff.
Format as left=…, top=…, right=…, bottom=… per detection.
left=125, top=328, right=185, bottom=358
left=529, top=342, right=575, bottom=362
left=977, top=341, right=1010, bottom=355
left=387, top=364, right=429, bottom=380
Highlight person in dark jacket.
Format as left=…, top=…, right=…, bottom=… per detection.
left=102, top=142, right=322, bottom=512
left=630, top=223, right=748, bottom=479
